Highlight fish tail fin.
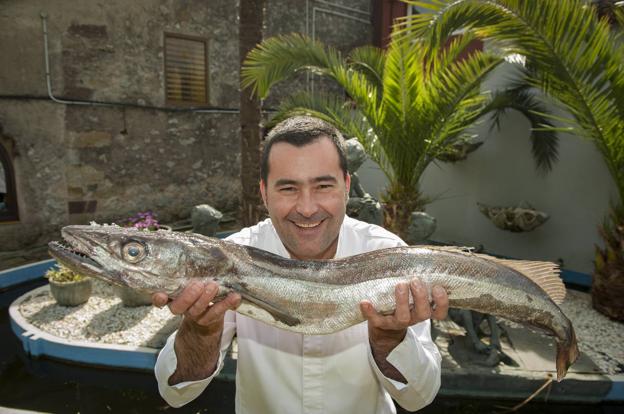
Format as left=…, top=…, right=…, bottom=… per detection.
left=556, top=325, right=579, bottom=381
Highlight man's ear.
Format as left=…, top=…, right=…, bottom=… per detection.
left=260, top=179, right=268, bottom=208
left=344, top=173, right=351, bottom=200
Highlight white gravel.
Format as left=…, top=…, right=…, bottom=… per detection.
left=18, top=279, right=181, bottom=349
left=16, top=281, right=624, bottom=374
left=558, top=289, right=624, bottom=375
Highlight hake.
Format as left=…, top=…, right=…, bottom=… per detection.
left=48, top=224, right=578, bottom=380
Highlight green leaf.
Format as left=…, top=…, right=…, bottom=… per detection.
left=402, top=0, right=624, bottom=203
left=242, top=27, right=560, bottom=206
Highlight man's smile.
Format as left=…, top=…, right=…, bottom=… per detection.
left=292, top=220, right=323, bottom=229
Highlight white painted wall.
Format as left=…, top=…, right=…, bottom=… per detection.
left=356, top=63, right=618, bottom=274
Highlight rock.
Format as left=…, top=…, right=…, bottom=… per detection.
left=191, top=204, right=223, bottom=236
left=406, top=211, right=437, bottom=244
left=347, top=196, right=384, bottom=226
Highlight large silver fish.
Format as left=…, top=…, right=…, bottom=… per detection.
left=48, top=224, right=578, bottom=380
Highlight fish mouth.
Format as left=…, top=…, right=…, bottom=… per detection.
left=48, top=240, right=103, bottom=275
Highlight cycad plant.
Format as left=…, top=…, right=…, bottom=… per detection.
left=400, top=0, right=624, bottom=320
left=242, top=32, right=557, bottom=238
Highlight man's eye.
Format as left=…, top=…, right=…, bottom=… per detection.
left=279, top=187, right=296, bottom=192
left=318, top=184, right=334, bottom=190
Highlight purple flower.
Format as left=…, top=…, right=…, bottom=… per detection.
left=121, top=210, right=161, bottom=230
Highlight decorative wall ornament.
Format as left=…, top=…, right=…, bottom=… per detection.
left=405, top=211, right=437, bottom=244
left=477, top=201, right=549, bottom=232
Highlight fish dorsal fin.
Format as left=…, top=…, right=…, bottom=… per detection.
left=486, top=257, right=565, bottom=304
left=426, top=246, right=566, bottom=304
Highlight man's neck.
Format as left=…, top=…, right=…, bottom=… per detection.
left=286, top=238, right=339, bottom=261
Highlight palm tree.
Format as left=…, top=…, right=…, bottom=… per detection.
left=400, top=0, right=624, bottom=320
left=241, top=32, right=557, bottom=238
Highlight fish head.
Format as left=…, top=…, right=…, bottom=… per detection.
left=48, top=224, right=234, bottom=295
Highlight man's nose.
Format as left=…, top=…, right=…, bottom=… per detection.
left=295, top=190, right=318, bottom=217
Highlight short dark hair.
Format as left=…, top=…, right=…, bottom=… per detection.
left=261, top=116, right=348, bottom=183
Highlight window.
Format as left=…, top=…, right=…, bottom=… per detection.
left=0, top=143, right=18, bottom=222
left=164, top=33, right=208, bottom=105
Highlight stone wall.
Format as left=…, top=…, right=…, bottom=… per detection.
left=0, top=0, right=372, bottom=251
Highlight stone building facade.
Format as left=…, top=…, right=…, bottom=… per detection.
left=0, top=0, right=374, bottom=251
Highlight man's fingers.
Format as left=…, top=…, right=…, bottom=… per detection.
left=411, top=279, right=431, bottom=321
left=360, top=300, right=384, bottom=327
left=195, top=293, right=241, bottom=326
left=393, top=282, right=411, bottom=326
left=152, top=292, right=169, bottom=308
left=186, top=283, right=219, bottom=318
left=224, top=292, right=242, bottom=310
left=168, top=281, right=206, bottom=315
left=431, top=285, right=449, bottom=320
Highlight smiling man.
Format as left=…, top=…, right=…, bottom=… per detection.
left=260, top=124, right=349, bottom=261
left=154, top=116, right=448, bottom=413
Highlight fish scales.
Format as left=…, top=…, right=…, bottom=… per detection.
left=48, top=224, right=579, bottom=380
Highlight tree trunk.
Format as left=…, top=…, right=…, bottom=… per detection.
left=381, top=183, right=427, bottom=241
left=239, top=0, right=267, bottom=227
left=592, top=205, right=624, bottom=321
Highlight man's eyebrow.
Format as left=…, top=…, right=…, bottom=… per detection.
left=312, top=175, right=338, bottom=183
left=273, top=176, right=337, bottom=187
left=274, top=178, right=300, bottom=187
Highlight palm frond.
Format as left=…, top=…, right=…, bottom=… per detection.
left=614, top=3, right=624, bottom=28
left=422, top=49, right=504, bottom=158
left=348, top=45, right=386, bottom=89
left=241, top=33, right=343, bottom=99
left=426, top=30, right=481, bottom=75
left=484, top=83, right=559, bottom=174
left=242, top=13, right=563, bottom=208
left=402, top=0, right=624, bottom=202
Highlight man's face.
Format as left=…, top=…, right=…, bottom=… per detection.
left=260, top=136, right=350, bottom=260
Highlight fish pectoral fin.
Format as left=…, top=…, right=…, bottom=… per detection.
left=226, top=282, right=300, bottom=327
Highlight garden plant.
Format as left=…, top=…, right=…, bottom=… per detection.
left=399, top=0, right=624, bottom=320
left=242, top=31, right=558, bottom=239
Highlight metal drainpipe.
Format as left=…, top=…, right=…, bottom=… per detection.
left=39, top=12, right=242, bottom=114
left=40, top=12, right=109, bottom=106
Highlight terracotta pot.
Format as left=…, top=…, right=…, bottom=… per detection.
left=114, top=286, right=153, bottom=307
left=49, top=278, right=92, bottom=306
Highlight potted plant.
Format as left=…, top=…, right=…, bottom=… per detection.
left=241, top=33, right=558, bottom=239
left=114, top=210, right=168, bottom=306
left=45, top=264, right=92, bottom=306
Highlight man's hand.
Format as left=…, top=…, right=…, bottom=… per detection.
left=153, top=281, right=241, bottom=332
left=152, top=281, right=241, bottom=384
left=359, top=279, right=448, bottom=382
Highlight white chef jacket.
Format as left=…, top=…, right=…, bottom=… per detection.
left=155, top=216, right=441, bottom=413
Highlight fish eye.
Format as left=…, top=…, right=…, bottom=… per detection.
left=122, top=241, right=147, bottom=263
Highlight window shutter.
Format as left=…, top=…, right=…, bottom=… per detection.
left=164, top=34, right=208, bottom=105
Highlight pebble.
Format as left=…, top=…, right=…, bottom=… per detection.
left=18, top=280, right=181, bottom=349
